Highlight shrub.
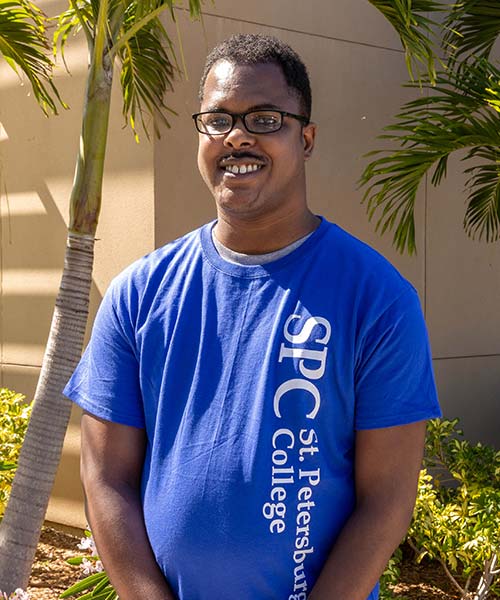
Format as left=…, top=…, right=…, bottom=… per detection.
left=408, top=419, right=499, bottom=600
left=0, top=388, right=32, bottom=518
left=380, top=418, right=500, bottom=600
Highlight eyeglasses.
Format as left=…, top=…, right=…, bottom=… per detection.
left=192, top=109, right=309, bottom=135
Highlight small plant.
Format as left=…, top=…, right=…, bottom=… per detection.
left=408, top=418, right=500, bottom=600
left=0, top=389, right=32, bottom=518
left=61, top=529, right=117, bottom=599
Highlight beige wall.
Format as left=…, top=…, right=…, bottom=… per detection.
left=0, top=1, right=498, bottom=529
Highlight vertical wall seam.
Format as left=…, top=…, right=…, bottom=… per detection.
left=153, top=136, right=159, bottom=250
left=423, top=10, right=431, bottom=320
left=0, top=157, right=4, bottom=386
left=424, top=172, right=428, bottom=318
left=423, top=68, right=431, bottom=320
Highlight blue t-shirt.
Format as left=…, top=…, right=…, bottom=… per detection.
left=64, top=217, right=441, bottom=600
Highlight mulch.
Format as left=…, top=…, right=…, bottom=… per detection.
left=28, top=527, right=82, bottom=600
left=26, top=526, right=497, bottom=599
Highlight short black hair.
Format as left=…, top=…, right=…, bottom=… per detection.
left=199, top=34, right=312, bottom=121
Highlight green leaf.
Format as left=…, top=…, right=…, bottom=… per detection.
left=59, top=571, right=108, bottom=598
left=0, top=461, right=16, bottom=471
left=92, top=575, right=112, bottom=595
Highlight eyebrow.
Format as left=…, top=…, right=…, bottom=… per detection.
left=202, top=103, right=283, bottom=113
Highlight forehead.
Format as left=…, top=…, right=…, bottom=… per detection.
left=201, top=60, right=299, bottom=112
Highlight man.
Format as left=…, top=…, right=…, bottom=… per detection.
left=64, top=34, right=441, bottom=600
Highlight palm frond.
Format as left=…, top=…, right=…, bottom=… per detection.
left=464, top=139, right=500, bottom=242
left=54, top=0, right=96, bottom=68
left=53, top=0, right=128, bottom=67
left=118, top=5, right=177, bottom=140
left=462, top=149, right=500, bottom=242
left=361, top=147, right=451, bottom=254
left=368, top=0, right=444, bottom=84
left=115, top=0, right=203, bottom=140
left=188, top=0, right=204, bottom=20
left=360, top=61, right=500, bottom=253
left=388, top=60, right=500, bottom=130
left=484, top=77, right=500, bottom=115
left=444, top=0, right=500, bottom=65
left=133, top=0, right=174, bottom=21
left=0, top=0, right=64, bottom=114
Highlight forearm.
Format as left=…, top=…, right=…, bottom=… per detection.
left=84, top=479, right=176, bottom=600
left=308, top=498, right=412, bottom=600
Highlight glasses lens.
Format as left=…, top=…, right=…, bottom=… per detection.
left=197, top=113, right=232, bottom=134
left=244, top=111, right=282, bottom=133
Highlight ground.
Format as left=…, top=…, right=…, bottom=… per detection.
left=27, top=527, right=81, bottom=600
left=26, top=526, right=496, bottom=600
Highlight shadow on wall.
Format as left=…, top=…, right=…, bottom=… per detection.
left=0, top=173, right=102, bottom=398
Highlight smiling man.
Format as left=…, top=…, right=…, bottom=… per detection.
left=64, top=34, right=441, bottom=600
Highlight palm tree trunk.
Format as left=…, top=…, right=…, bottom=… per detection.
left=0, top=233, right=94, bottom=591
left=0, top=33, right=113, bottom=590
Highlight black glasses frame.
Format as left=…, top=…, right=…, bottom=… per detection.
left=192, top=109, right=310, bottom=135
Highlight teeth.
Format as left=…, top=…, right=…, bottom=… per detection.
left=225, top=164, right=261, bottom=174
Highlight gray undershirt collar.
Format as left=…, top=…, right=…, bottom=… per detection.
left=211, top=226, right=314, bottom=266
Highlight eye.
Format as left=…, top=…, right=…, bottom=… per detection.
left=247, top=111, right=281, bottom=130
left=202, top=113, right=232, bottom=132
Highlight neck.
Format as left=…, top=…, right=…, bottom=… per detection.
left=213, top=208, right=320, bottom=254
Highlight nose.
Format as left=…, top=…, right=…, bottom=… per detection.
left=223, top=116, right=256, bottom=149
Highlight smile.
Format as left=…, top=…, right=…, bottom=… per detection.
left=224, top=164, right=263, bottom=175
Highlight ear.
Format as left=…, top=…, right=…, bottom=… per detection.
left=302, top=122, right=316, bottom=160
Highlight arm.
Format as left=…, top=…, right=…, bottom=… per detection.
left=80, top=411, right=177, bottom=600
left=308, top=420, right=426, bottom=600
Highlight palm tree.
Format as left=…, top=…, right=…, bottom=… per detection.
left=363, top=0, right=500, bottom=254
left=0, top=0, right=203, bottom=592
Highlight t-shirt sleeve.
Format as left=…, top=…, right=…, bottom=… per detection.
left=63, top=277, right=145, bottom=428
left=354, top=286, right=441, bottom=430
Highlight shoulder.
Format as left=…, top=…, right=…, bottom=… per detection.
left=317, top=220, right=416, bottom=321
left=323, top=222, right=409, bottom=285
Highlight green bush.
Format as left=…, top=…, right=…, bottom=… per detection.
left=0, top=388, right=32, bottom=518
left=381, top=418, right=500, bottom=600
left=409, top=418, right=500, bottom=600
